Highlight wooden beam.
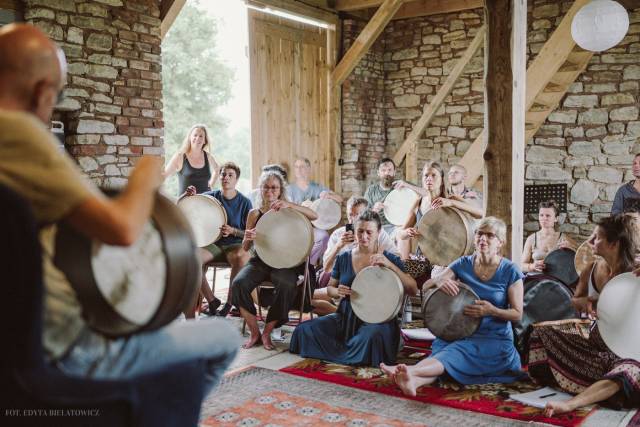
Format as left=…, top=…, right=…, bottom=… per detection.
left=247, top=0, right=340, bottom=25
left=334, top=0, right=385, bottom=11
left=393, top=0, right=483, bottom=20
left=484, top=0, right=520, bottom=259
left=160, top=0, right=186, bottom=39
left=392, top=25, right=485, bottom=167
left=331, top=0, right=405, bottom=87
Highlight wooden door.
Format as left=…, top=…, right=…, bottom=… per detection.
left=248, top=9, right=337, bottom=190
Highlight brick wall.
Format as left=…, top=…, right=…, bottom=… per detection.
left=24, top=0, right=164, bottom=188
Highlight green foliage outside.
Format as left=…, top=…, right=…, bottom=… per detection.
left=161, top=0, right=251, bottom=197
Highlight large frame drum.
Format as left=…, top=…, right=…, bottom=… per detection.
left=383, top=188, right=420, bottom=226
left=544, top=248, right=579, bottom=287
left=422, top=282, right=481, bottom=341
left=417, top=207, right=477, bottom=266
left=254, top=208, right=314, bottom=269
left=598, top=272, right=640, bottom=360
left=177, top=194, right=227, bottom=247
left=350, top=266, right=404, bottom=324
left=54, top=192, right=201, bottom=337
left=310, top=198, right=341, bottom=230
left=574, top=240, right=600, bottom=276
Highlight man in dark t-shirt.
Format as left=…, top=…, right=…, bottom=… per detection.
left=183, top=162, right=251, bottom=315
left=612, top=153, right=640, bottom=215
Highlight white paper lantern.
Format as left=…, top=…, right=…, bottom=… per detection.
left=571, top=0, right=629, bottom=52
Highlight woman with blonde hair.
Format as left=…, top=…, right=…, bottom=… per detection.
left=163, top=124, right=219, bottom=194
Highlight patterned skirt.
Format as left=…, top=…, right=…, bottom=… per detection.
left=525, top=319, right=640, bottom=407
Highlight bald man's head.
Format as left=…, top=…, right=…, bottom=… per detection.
left=0, top=23, right=67, bottom=123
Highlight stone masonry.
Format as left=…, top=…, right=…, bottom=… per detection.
left=24, top=0, right=164, bottom=188
left=341, top=1, right=640, bottom=241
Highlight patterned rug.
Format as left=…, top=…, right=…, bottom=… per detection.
left=279, top=348, right=592, bottom=427
left=201, top=366, right=554, bottom=426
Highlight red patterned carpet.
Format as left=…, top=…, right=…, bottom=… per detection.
left=280, top=348, right=592, bottom=427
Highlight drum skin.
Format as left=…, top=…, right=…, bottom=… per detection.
left=544, top=248, right=579, bottom=287
left=417, top=207, right=477, bottom=267
left=383, top=188, right=420, bottom=226
left=350, top=266, right=404, bottom=324
left=512, top=275, right=577, bottom=354
left=422, top=282, right=481, bottom=341
left=254, top=208, right=314, bottom=269
left=177, top=194, right=227, bottom=247
left=598, top=272, right=640, bottom=360
left=575, top=240, right=601, bottom=276
left=54, top=191, right=201, bottom=338
left=310, top=198, right=341, bottom=230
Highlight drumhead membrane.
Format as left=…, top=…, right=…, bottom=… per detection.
left=351, top=266, right=404, bottom=324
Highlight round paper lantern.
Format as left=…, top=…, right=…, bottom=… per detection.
left=571, top=0, right=629, bottom=52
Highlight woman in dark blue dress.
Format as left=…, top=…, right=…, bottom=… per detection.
left=289, top=210, right=417, bottom=366
left=381, top=216, right=525, bottom=395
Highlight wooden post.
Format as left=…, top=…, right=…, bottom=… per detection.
left=483, top=0, right=526, bottom=260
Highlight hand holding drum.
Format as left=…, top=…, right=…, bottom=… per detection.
left=350, top=266, right=404, bottom=324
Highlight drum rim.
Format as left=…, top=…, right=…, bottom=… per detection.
left=544, top=248, right=579, bottom=287
left=310, top=198, right=341, bottom=230
left=350, top=266, right=404, bottom=323
left=54, top=191, right=200, bottom=337
left=416, top=206, right=475, bottom=266
left=177, top=194, right=228, bottom=248
left=383, top=187, right=420, bottom=226
left=574, top=240, right=602, bottom=276
left=254, top=208, right=314, bottom=269
left=422, top=281, right=481, bottom=340
left=597, top=272, right=640, bottom=359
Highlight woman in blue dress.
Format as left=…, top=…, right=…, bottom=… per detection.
left=289, top=210, right=417, bottom=366
left=381, top=216, right=525, bottom=395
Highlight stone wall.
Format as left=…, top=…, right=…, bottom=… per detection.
left=340, top=19, right=386, bottom=196
left=340, top=2, right=640, bottom=241
left=24, top=0, right=163, bottom=188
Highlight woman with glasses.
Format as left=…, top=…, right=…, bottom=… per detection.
left=231, top=170, right=318, bottom=350
left=381, top=217, right=525, bottom=395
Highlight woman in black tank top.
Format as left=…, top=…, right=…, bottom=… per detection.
left=163, top=124, right=219, bottom=194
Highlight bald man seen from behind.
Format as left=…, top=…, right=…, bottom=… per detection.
left=0, top=23, right=240, bottom=397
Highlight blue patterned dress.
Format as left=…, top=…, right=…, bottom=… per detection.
left=429, top=255, right=526, bottom=384
left=289, top=250, right=405, bottom=366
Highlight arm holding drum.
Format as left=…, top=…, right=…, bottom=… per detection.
left=571, top=261, right=597, bottom=316
left=273, top=200, right=318, bottom=221
left=396, top=197, right=420, bottom=241
left=370, top=254, right=417, bottom=296
left=434, top=195, right=483, bottom=219
left=241, top=209, right=260, bottom=252
left=423, top=267, right=458, bottom=295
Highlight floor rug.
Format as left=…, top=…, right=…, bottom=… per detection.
left=201, top=366, right=554, bottom=426
left=280, top=349, right=592, bottom=427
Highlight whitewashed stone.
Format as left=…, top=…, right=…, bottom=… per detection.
left=388, top=108, right=422, bottom=119
left=422, top=34, right=441, bottom=45
left=568, top=140, right=601, bottom=156
left=585, top=126, right=607, bottom=138
left=610, top=106, right=639, bottom=121
left=33, top=21, right=64, bottom=41
left=608, top=155, right=633, bottom=165
left=624, top=65, right=640, bottom=80
left=394, top=94, right=420, bottom=108
left=564, top=95, right=598, bottom=108
left=67, top=134, right=100, bottom=145
left=410, top=67, right=428, bottom=76
left=442, top=30, right=466, bottom=42
left=603, top=139, right=631, bottom=155
left=132, top=137, right=153, bottom=146
left=534, top=137, right=566, bottom=146
left=564, top=157, right=594, bottom=168
left=25, top=8, right=55, bottom=20
left=621, top=81, right=639, bottom=92
left=570, top=179, right=600, bottom=206
left=95, top=103, right=121, bottom=115
left=601, top=93, right=635, bottom=106
left=588, top=166, right=623, bottom=184
left=608, top=122, right=626, bottom=134
left=88, top=64, right=118, bottom=79
left=56, top=98, right=81, bottom=111
left=96, top=155, right=117, bottom=165
left=86, top=33, right=112, bottom=51
left=601, top=184, right=621, bottom=201
left=67, top=62, right=87, bottom=75
left=548, top=110, right=577, bottom=123
left=392, top=48, right=418, bottom=61
left=103, top=135, right=129, bottom=146
left=415, top=84, right=432, bottom=94
left=450, top=113, right=462, bottom=126
left=105, top=164, right=120, bottom=176
left=447, top=126, right=466, bottom=138
left=67, top=27, right=83, bottom=44
left=538, top=124, right=564, bottom=137
left=73, top=77, right=110, bottom=92
left=584, top=83, right=616, bottom=93
left=92, top=93, right=112, bottom=103
left=143, top=147, right=164, bottom=156
left=77, top=120, right=114, bottom=134
left=526, top=165, right=571, bottom=180
left=564, top=127, right=584, bottom=138
left=64, top=88, right=89, bottom=98
left=578, top=109, right=609, bottom=125
left=527, top=146, right=566, bottom=163
left=628, top=121, right=640, bottom=137
left=78, top=157, right=98, bottom=172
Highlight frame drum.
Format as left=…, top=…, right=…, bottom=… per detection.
left=311, top=198, right=341, bottom=230
left=598, top=272, right=640, bottom=359
left=544, top=248, right=579, bottom=287
left=575, top=240, right=600, bottom=276
left=350, top=266, right=404, bottom=324
left=422, top=282, right=481, bottom=341
left=383, top=188, right=420, bottom=226
left=53, top=192, right=201, bottom=337
left=417, top=207, right=477, bottom=267
left=254, top=208, right=314, bottom=269
left=177, top=194, right=227, bottom=247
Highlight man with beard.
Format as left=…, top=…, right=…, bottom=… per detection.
left=364, top=157, right=397, bottom=235
left=611, top=153, right=640, bottom=214
left=447, top=164, right=483, bottom=208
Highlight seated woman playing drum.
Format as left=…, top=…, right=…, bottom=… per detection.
left=289, top=210, right=417, bottom=366
left=396, top=161, right=482, bottom=261
left=521, top=200, right=576, bottom=273
left=525, top=214, right=640, bottom=417
left=381, top=217, right=525, bottom=396
left=231, top=170, right=318, bottom=350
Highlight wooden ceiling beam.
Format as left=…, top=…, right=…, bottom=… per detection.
left=335, top=0, right=483, bottom=17
left=331, top=0, right=405, bottom=87
left=160, top=0, right=186, bottom=39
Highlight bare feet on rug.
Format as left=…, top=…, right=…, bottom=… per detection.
left=379, top=363, right=399, bottom=378
left=394, top=364, right=418, bottom=397
left=261, top=331, right=276, bottom=351
left=243, top=333, right=261, bottom=349
left=544, top=401, right=574, bottom=417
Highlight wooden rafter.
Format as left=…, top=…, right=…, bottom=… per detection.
left=392, top=25, right=485, bottom=171
left=331, top=0, right=405, bottom=87
left=160, top=0, right=186, bottom=39
left=335, top=0, right=483, bottom=19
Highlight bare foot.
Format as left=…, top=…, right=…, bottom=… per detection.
left=261, top=332, right=275, bottom=351
left=380, top=363, right=399, bottom=378
left=544, top=401, right=574, bottom=417
left=394, top=364, right=418, bottom=397
left=242, top=333, right=261, bottom=349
